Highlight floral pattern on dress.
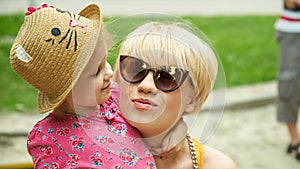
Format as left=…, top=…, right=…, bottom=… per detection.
left=71, top=136, right=85, bottom=151
left=41, top=162, right=59, bottom=169
left=107, top=121, right=127, bottom=136
left=39, top=145, right=53, bottom=155
left=145, top=161, right=156, bottom=169
left=66, top=154, right=80, bottom=167
left=27, top=82, right=156, bottom=169
left=89, top=150, right=104, bottom=167
left=56, top=127, right=70, bottom=137
left=118, top=147, right=142, bottom=166
left=94, top=135, right=116, bottom=145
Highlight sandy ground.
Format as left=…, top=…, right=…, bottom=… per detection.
left=191, top=104, right=300, bottom=169
left=0, top=104, right=299, bottom=168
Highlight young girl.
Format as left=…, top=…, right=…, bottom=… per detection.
left=10, top=4, right=156, bottom=169
left=114, top=22, right=237, bottom=169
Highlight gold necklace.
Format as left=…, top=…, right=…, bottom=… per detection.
left=186, top=134, right=199, bottom=169
left=157, top=134, right=199, bottom=168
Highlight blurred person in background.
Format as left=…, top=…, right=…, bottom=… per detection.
left=275, top=0, right=300, bottom=161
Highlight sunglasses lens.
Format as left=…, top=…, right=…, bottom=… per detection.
left=155, top=71, right=178, bottom=92
left=120, top=55, right=188, bottom=92
left=120, top=56, right=147, bottom=83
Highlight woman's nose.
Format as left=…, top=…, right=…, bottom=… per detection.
left=137, top=71, right=158, bottom=94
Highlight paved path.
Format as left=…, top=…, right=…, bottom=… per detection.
left=193, top=103, right=300, bottom=169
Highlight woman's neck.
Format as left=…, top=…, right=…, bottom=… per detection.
left=140, top=118, right=188, bottom=155
left=153, top=138, right=193, bottom=169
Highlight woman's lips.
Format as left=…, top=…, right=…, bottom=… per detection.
left=132, top=99, right=154, bottom=110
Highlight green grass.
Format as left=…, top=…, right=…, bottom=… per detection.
left=0, top=14, right=279, bottom=112
left=0, top=14, right=38, bottom=113
left=183, top=16, right=278, bottom=86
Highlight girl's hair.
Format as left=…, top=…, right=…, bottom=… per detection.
left=119, top=22, right=218, bottom=111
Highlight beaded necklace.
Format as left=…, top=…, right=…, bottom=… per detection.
left=157, top=134, right=199, bottom=169
left=186, top=134, right=199, bottom=169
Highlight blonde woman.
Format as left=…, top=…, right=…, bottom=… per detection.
left=114, top=22, right=237, bottom=169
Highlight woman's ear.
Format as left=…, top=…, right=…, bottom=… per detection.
left=184, top=94, right=199, bottom=114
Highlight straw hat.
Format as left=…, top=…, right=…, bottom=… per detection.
left=10, top=4, right=103, bottom=113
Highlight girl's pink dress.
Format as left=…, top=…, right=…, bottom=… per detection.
left=27, top=82, right=156, bottom=169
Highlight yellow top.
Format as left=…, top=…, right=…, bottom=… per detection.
left=192, top=138, right=204, bottom=169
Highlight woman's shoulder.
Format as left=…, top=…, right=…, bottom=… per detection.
left=203, top=145, right=237, bottom=169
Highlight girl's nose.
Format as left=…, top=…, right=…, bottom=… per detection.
left=104, top=62, right=113, bottom=80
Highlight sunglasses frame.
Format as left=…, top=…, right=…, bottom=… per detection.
left=119, top=55, right=189, bottom=92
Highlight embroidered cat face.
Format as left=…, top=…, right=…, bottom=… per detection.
left=45, top=8, right=88, bottom=52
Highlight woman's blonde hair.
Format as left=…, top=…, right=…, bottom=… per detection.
left=117, top=21, right=218, bottom=111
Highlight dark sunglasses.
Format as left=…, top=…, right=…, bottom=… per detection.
left=119, top=55, right=189, bottom=92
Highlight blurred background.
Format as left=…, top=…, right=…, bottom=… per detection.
left=0, top=0, right=281, bottom=16
left=1, top=0, right=299, bottom=169
left=0, top=0, right=281, bottom=112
